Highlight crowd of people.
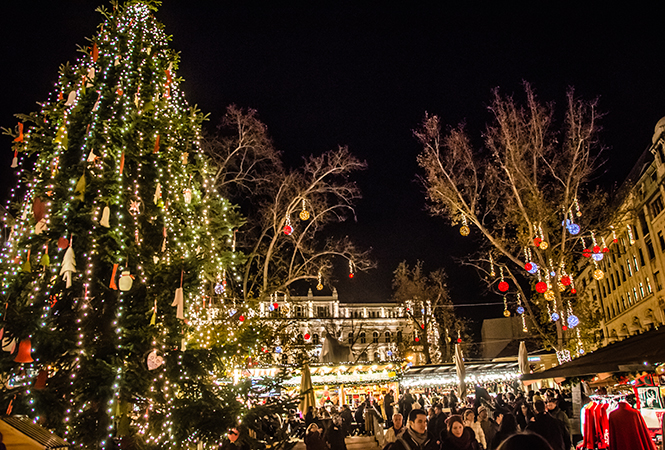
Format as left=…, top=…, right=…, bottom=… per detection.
left=218, top=387, right=576, bottom=450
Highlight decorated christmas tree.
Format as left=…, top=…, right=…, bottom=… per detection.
left=0, top=2, right=289, bottom=448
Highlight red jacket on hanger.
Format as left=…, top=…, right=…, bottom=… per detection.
left=608, top=402, right=656, bottom=450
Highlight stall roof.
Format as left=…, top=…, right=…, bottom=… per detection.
left=404, top=360, right=519, bottom=377
left=522, top=327, right=665, bottom=381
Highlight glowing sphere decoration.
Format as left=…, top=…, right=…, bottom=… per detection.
left=562, top=325, right=568, bottom=331
left=275, top=346, right=282, bottom=353
left=592, top=245, right=601, bottom=253
left=592, top=253, right=603, bottom=262
left=567, top=224, right=581, bottom=235
left=317, top=283, right=323, bottom=291
left=539, top=241, right=549, bottom=250
left=58, top=237, right=70, bottom=250
left=283, top=225, right=294, bottom=235
left=567, top=315, right=579, bottom=327
left=273, top=302, right=279, bottom=309
left=239, top=315, right=245, bottom=322
left=557, top=282, right=566, bottom=292
left=583, top=249, right=592, bottom=258
left=304, top=333, right=311, bottom=341
left=561, top=276, right=571, bottom=286
left=415, top=337, right=420, bottom=342
left=269, top=304, right=274, bottom=311
left=348, top=273, right=354, bottom=279
left=602, top=247, right=609, bottom=253
left=535, top=282, right=548, bottom=293
left=525, top=262, right=533, bottom=272
left=457, top=338, right=462, bottom=343
left=214, top=283, right=225, bottom=294
left=544, top=290, right=555, bottom=301
left=571, top=288, right=577, bottom=294
left=550, top=270, right=556, bottom=278
left=656, top=364, right=665, bottom=376
left=593, top=269, right=604, bottom=280
left=516, top=306, right=525, bottom=314
left=503, top=310, right=511, bottom=317
left=421, top=324, right=425, bottom=329
left=528, top=263, right=539, bottom=274
left=534, top=237, right=542, bottom=247
left=498, top=281, right=509, bottom=292
left=551, top=312, right=560, bottom=321
left=299, top=210, right=310, bottom=221
left=460, top=225, right=470, bottom=236
left=613, top=238, right=618, bottom=243
left=579, top=349, right=585, bottom=355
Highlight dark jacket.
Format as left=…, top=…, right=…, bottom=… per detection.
left=326, top=425, right=347, bottom=450
left=384, top=427, right=439, bottom=450
left=304, top=430, right=328, bottom=450
left=526, top=413, right=567, bottom=450
left=439, top=427, right=481, bottom=450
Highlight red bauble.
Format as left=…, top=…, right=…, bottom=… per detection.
left=415, top=337, right=420, bottom=342
left=349, top=273, right=354, bottom=279
left=273, top=302, right=279, bottom=309
left=304, top=333, right=311, bottom=340
left=525, top=262, right=533, bottom=272
left=571, top=288, right=577, bottom=294
left=592, top=245, right=601, bottom=253
left=534, top=237, right=542, bottom=246
left=602, top=247, right=609, bottom=253
left=535, top=281, right=548, bottom=293
left=561, top=276, right=571, bottom=286
left=582, top=249, right=591, bottom=258
left=57, top=237, right=69, bottom=250
left=457, top=338, right=462, bottom=343
left=613, top=238, right=618, bottom=243
left=498, top=281, right=509, bottom=292
left=283, top=225, right=293, bottom=235
left=421, top=324, right=425, bottom=329
left=562, top=325, right=568, bottom=331
left=239, top=315, right=245, bottom=322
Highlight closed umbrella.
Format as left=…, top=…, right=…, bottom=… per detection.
left=454, top=343, right=466, bottom=400
left=299, top=363, right=316, bottom=413
left=519, top=341, right=529, bottom=375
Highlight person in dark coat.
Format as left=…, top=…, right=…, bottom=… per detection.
left=384, top=409, right=439, bottom=450
left=513, top=402, right=533, bottom=431
left=495, top=432, right=553, bottom=450
left=305, top=406, right=316, bottom=428
left=304, top=423, right=328, bottom=450
left=340, top=404, right=354, bottom=436
left=489, top=412, right=518, bottom=450
left=325, top=415, right=347, bottom=450
left=354, top=402, right=366, bottom=435
left=439, top=415, right=481, bottom=450
left=429, top=403, right=448, bottom=446
left=526, top=400, right=567, bottom=450
left=385, top=390, right=396, bottom=427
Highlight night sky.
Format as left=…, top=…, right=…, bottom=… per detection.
left=2, top=2, right=665, bottom=326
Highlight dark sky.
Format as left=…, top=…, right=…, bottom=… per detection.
left=2, top=2, right=665, bottom=324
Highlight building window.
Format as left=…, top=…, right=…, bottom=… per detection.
left=651, top=195, right=664, bottom=217
left=348, top=332, right=354, bottom=345
left=633, top=255, right=639, bottom=272
left=601, top=285, right=606, bottom=298
left=626, top=260, right=633, bottom=277
left=621, top=265, right=627, bottom=281
left=639, top=212, right=649, bottom=237
left=639, top=282, right=645, bottom=298
left=396, top=331, right=402, bottom=343
left=385, top=331, right=391, bottom=343
left=632, top=288, right=638, bottom=304
left=655, top=272, right=663, bottom=291
left=611, top=305, right=616, bottom=317
left=297, top=335, right=304, bottom=345
left=647, top=239, right=656, bottom=259
left=359, top=351, right=368, bottom=361
left=610, top=274, right=616, bottom=290
left=639, top=248, right=645, bottom=266
left=659, top=232, right=665, bottom=252
left=317, top=306, right=329, bottom=318
left=360, top=332, right=366, bottom=344
left=606, top=307, right=611, bottom=319
left=313, top=334, right=319, bottom=345
left=633, top=223, right=640, bottom=240
left=646, top=277, right=653, bottom=294
left=373, top=332, right=379, bottom=344
left=296, top=306, right=302, bottom=318
left=373, top=352, right=381, bottom=361
left=616, top=271, right=621, bottom=286
left=621, top=296, right=627, bottom=310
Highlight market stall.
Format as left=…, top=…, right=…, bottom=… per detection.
left=282, top=363, right=401, bottom=408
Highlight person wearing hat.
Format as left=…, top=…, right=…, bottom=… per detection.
left=546, top=396, right=572, bottom=437
left=383, top=409, right=438, bottom=450
left=440, top=415, right=481, bottom=450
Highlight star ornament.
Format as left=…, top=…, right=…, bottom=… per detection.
left=129, top=200, right=142, bottom=215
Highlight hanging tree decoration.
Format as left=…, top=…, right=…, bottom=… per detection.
left=565, top=209, right=581, bottom=235
left=574, top=197, right=582, bottom=217
left=172, top=269, right=185, bottom=320
left=299, top=198, right=310, bottom=221
left=581, top=236, right=592, bottom=258
left=349, top=260, right=355, bottom=279
left=317, top=270, right=323, bottom=290
left=535, top=270, right=548, bottom=294
left=601, top=236, right=609, bottom=253
left=497, top=266, right=509, bottom=292
left=593, top=260, right=604, bottom=280
left=119, top=269, right=134, bottom=292
left=60, top=236, right=76, bottom=288
left=459, top=213, right=470, bottom=236
left=100, top=204, right=111, bottom=228
left=516, top=292, right=525, bottom=315
left=40, top=245, right=49, bottom=269
left=283, top=214, right=293, bottom=236
left=503, top=296, right=510, bottom=317
left=611, top=225, right=618, bottom=243
left=537, top=223, right=548, bottom=250
left=489, top=254, right=496, bottom=278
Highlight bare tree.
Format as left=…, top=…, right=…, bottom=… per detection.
left=392, top=261, right=464, bottom=364
left=415, top=83, right=608, bottom=352
left=204, top=106, right=374, bottom=302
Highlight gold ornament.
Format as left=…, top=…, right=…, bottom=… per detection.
left=316, top=283, right=323, bottom=291
left=593, top=269, right=604, bottom=280
left=656, top=364, right=665, bottom=376
left=300, top=209, right=310, bottom=221
left=557, top=282, right=566, bottom=292
left=539, top=241, right=549, bottom=250
left=503, top=310, right=511, bottom=317
left=460, top=225, right=470, bottom=236
left=544, top=290, right=555, bottom=301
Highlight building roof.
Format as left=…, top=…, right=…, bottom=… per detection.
left=0, top=416, right=69, bottom=449
left=522, top=326, right=665, bottom=381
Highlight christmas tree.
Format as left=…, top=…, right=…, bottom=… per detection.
left=0, top=2, right=289, bottom=448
